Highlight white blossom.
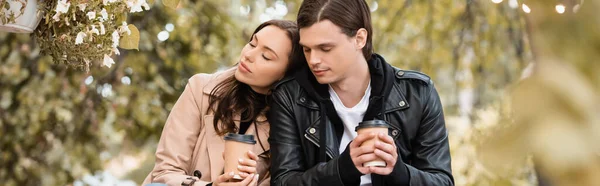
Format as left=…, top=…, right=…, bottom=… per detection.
left=53, top=0, right=71, bottom=22
left=90, top=25, right=100, bottom=35
left=100, top=9, right=109, bottom=22
left=87, top=11, right=96, bottom=20
left=52, top=14, right=61, bottom=22
left=77, top=4, right=87, bottom=12
left=118, top=22, right=131, bottom=35
left=102, top=54, right=115, bottom=68
left=99, top=23, right=106, bottom=35
left=126, top=0, right=150, bottom=13
left=143, top=2, right=151, bottom=10
left=75, top=32, right=86, bottom=45
left=84, top=58, right=91, bottom=67
left=103, top=0, right=119, bottom=5
left=55, top=0, right=70, bottom=14
left=112, top=47, right=120, bottom=55
left=111, top=31, right=120, bottom=48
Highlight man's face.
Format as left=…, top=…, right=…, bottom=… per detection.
left=299, top=20, right=365, bottom=85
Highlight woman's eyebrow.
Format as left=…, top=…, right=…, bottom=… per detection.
left=254, top=35, right=279, bottom=59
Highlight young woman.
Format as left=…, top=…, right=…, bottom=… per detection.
left=143, top=20, right=303, bottom=186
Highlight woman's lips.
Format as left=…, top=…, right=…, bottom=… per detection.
left=239, top=62, right=252, bottom=73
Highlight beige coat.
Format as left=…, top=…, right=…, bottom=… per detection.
left=143, top=68, right=270, bottom=186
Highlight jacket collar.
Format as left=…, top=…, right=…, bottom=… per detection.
left=294, top=53, right=402, bottom=118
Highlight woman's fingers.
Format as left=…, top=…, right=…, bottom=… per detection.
left=238, top=158, right=257, bottom=167
left=216, top=171, right=236, bottom=183
left=247, top=174, right=259, bottom=186
left=246, top=151, right=259, bottom=161
left=237, top=165, right=257, bottom=174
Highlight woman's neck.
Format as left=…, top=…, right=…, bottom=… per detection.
left=250, top=86, right=270, bottom=95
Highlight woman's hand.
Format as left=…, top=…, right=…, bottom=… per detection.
left=213, top=172, right=258, bottom=186
left=236, top=151, right=259, bottom=179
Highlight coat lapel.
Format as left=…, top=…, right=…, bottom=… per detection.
left=200, top=67, right=270, bottom=179
left=202, top=68, right=237, bottom=95
left=203, top=115, right=226, bottom=180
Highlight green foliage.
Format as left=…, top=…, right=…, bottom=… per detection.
left=480, top=1, right=600, bottom=185
left=119, top=24, right=141, bottom=50
left=162, top=0, right=180, bottom=9
left=31, top=0, right=148, bottom=71
left=1, top=0, right=539, bottom=185
left=0, top=0, right=26, bottom=24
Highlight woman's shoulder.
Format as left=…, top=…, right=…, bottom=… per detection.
left=188, top=67, right=237, bottom=93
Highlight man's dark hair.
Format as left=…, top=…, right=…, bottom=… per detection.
left=297, top=0, right=373, bottom=60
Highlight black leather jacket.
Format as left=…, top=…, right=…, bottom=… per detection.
left=268, top=54, right=454, bottom=186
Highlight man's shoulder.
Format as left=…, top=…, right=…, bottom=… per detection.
left=391, top=67, right=434, bottom=85
left=272, top=75, right=302, bottom=92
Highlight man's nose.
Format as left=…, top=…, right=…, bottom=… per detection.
left=307, top=52, right=321, bottom=65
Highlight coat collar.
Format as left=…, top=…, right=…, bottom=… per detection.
left=202, top=67, right=237, bottom=95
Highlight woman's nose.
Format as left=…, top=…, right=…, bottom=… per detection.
left=243, top=48, right=259, bottom=63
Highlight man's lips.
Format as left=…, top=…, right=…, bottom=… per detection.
left=312, top=69, right=328, bottom=75
left=312, top=69, right=328, bottom=72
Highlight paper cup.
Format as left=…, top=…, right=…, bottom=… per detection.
left=355, top=120, right=391, bottom=167
left=223, top=133, right=256, bottom=180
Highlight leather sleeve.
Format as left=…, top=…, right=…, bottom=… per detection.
left=386, top=83, right=454, bottom=185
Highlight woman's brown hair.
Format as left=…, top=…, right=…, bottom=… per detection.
left=208, top=19, right=303, bottom=139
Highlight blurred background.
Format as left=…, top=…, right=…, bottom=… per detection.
left=1, top=0, right=598, bottom=185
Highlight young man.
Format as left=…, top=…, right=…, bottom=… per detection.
left=268, top=0, right=454, bottom=185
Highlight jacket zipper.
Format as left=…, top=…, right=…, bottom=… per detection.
left=304, top=134, right=334, bottom=159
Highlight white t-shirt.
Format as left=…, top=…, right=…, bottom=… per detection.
left=329, top=82, right=372, bottom=186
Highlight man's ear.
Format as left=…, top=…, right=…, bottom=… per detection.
left=355, top=28, right=368, bottom=50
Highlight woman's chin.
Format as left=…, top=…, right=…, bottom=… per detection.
left=234, top=70, right=249, bottom=84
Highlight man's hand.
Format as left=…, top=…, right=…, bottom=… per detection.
left=349, top=132, right=378, bottom=174
left=369, top=133, right=398, bottom=175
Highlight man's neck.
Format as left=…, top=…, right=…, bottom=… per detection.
left=330, top=59, right=370, bottom=108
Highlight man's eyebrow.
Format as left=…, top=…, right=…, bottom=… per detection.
left=299, top=42, right=335, bottom=48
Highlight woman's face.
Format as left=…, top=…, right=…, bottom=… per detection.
left=234, top=25, right=292, bottom=94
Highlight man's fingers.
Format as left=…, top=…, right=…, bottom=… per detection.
left=353, top=163, right=372, bottom=175
left=354, top=153, right=378, bottom=175
left=374, top=149, right=395, bottom=164
left=369, top=166, right=392, bottom=175
left=357, top=167, right=371, bottom=174
left=356, top=153, right=379, bottom=165
left=374, top=140, right=395, bottom=155
left=350, top=132, right=376, bottom=148
left=351, top=145, right=376, bottom=157
left=377, top=133, right=395, bottom=145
